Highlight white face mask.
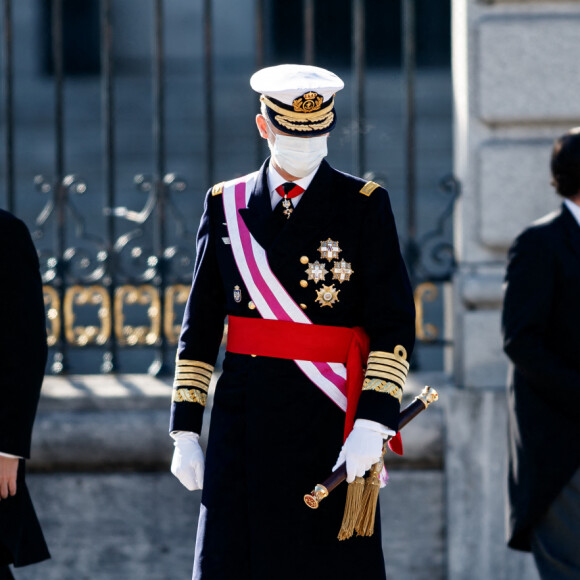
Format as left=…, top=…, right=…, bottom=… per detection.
left=267, top=130, right=328, bottom=178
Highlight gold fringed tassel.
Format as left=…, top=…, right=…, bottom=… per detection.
left=354, top=459, right=383, bottom=537
left=337, top=476, right=365, bottom=541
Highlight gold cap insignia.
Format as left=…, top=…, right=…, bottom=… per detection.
left=293, top=91, right=324, bottom=113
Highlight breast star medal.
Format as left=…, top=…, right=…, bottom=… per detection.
left=331, top=260, right=354, bottom=283
left=305, top=260, right=328, bottom=283
left=315, top=284, right=340, bottom=308
left=318, top=239, right=341, bottom=261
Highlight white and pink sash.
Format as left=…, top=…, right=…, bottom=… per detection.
left=222, top=172, right=348, bottom=412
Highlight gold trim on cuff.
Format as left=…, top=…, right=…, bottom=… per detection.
left=366, top=363, right=407, bottom=384
left=175, top=368, right=213, bottom=381
left=367, top=357, right=408, bottom=375
left=174, top=359, right=214, bottom=391
left=365, top=370, right=404, bottom=390
left=368, top=348, right=409, bottom=370
left=362, top=379, right=402, bottom=402
left=175, top=359, right=214, bottom=372
left=172, top=389, right=207, bottom=406
left=173, top=379, right=210, bottom=392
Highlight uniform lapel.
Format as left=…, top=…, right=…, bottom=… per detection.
left=268, top=160, right=337, bottom=261
left=237, top=159, right=273, bottom=249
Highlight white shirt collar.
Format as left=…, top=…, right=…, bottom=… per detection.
left=563, top=198, right=580, bottom=228
left=266, top=162, right=319, bottom=210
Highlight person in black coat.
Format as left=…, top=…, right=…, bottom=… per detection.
left=0, top=210, right=50, bottom=579
left=168, top=65, right=415, bottom=579
left=502, top=128, right=580, bottom=579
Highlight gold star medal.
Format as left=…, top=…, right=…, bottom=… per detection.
left=305, top=260, right=328, bottom=283
left=315, top=284, right=340, bottom=308
left=318, top=239, right=341, bottom=261
left=331, top=260, right=354, bottom=283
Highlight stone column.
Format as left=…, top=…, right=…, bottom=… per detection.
left=449, top=1, right=580, bottom=578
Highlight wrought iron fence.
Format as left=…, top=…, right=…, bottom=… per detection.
left=1, top=0, right=457, bottom=375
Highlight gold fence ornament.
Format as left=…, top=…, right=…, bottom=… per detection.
left=114, top=284, right=161, bottom=346
left=43, top=286, right=61, bottom=347
left=64, top=285, right=111, bottom=346
left=164, top=284, right=190, bottom=345
left=414, top=282, right=439, bottom=341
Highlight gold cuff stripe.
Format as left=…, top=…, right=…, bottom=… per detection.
left=174, top=376, right=211, bottom=388
left=175, top=368, right=212, bottom=380
left=175, top=359, right=214, bottom=372
left=369, top=350, right=410, bottom=370
left=173, top=379, right=209, bottom=392
left=172, top=389, right=207, bottom=406
left=360, top=181, right=380, bottom=197
left=367, top=362, right=407, bottom=383
left=365, top=370, right=405, bottom=389
left=362, top=379, right=402, bottom=402
left=261, top=94, right=335, bottom=121
left=367, top=357, right=408, bottom=375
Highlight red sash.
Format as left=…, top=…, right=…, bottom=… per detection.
left=226, top=315, right=369, bottom=442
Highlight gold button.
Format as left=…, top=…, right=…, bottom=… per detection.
left=251, top=354, right=257, bottom=358
left=300, top=280, right=308, bottom=288
left=300, top=303, right=307, bottom=310
left=300, top=256, right=309, bottom=264
left=248, top=301, right=256, bottom=310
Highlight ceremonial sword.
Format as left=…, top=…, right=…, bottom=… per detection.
left=304, top=385, right=439, bottom=509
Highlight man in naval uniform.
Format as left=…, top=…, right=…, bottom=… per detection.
left=502, top=127, right=580, bottom=579
left=169, top=64, right=415, bottom=579
left=0, top=210, right=50, bottom=579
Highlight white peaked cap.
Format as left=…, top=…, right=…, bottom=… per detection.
left=250, top=64, right=344, bottom=105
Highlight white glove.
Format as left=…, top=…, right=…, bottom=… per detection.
left=332, top=419, right=394, bottom=483
left=170, top=431, right=205, bottom=491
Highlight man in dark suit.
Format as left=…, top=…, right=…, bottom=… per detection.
left=0, top=210, right=50, bottom=579
left=168, top=65, right=415, bottom=579
left=502, top=127, right=580, bottom=579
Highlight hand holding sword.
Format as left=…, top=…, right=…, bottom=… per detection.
left=303, top=385, right=439, bottom=539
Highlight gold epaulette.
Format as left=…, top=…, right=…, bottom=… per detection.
left=211, top=182, right=225, bottom=196
left=359, top=181, right=380, bottom=197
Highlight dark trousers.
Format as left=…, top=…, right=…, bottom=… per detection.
left=531, top=467, right=580, bottom=580
left=0, top=565, right=15, bottom=580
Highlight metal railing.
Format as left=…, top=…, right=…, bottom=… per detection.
left=1, top=0, right=456, bottom=374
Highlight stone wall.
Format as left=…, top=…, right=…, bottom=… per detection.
left=452, top=0, right=580, bottom=387
left=16, top=372, right=447, bottom=579
left=449, top=1, right=580, bottom=578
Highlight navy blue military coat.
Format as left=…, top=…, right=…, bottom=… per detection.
left=502, top=203, right=580, bottom=551
left=170, top=159, right=415, bottom=579
left=0, top=210, right=50, bottom=568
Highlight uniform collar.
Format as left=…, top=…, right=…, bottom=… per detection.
left=267, top=163, right=319, bottom=209
left=238, top=158, right=336, bottom=253
left=563, top=198, right=580, bottom=228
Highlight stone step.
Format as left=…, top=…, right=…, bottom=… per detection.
left=30, top=371, right=450, bottom=472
